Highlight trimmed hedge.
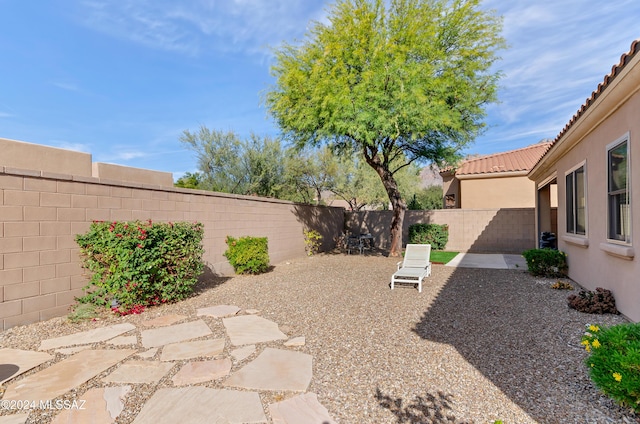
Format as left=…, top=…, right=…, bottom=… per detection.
left=224, top=236, right=270, bottom=274
left=408, top=223, right=449, bottom=250
left=522, top=248, right=568, bottom=277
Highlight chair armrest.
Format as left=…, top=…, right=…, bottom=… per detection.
left=396, top=261, right=403, bottom=270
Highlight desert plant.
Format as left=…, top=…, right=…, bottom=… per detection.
left=224, top=236, right=270, bottom=274
left=75, top=220, right=205, bottom=313
left=303, top=229, right=323, bottom=256
left=522, top=248, right=568, bottom=277
left=568, top=288, right=619, bottom=314
left=581, top=323, right=640, bottom=412
left=408, top=224, right=449, bottom=250
left=551, top=281, right=574, bottom=290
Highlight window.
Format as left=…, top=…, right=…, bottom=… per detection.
left=566, top=164, right=586, bottom=235
left=607, top=137, right=630, bottom=243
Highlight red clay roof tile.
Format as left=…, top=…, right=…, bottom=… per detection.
left=455, top=141, right=552, bottom=176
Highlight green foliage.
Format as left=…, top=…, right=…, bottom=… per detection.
left=407, top=186, right=443, bottom=210
left=75, top=220, right=205, bottom=312
left=174, top=171, right=205, bottom=189
left=408, top=223, right=449, bottom=250
left=568, top=288, right=619, bottom=315
left=303, top=230, right=323, bottom=256
left=581, top=323, right=640, bottom=412
left=267, top=0, right=505, bottom=254
left=522, top=248, right=568, bottom=277
left=224, top=236, right=270, bottom=274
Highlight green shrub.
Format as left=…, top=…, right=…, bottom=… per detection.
left=522, top=248, right=567, bottom=277
left=408, top=223, right=448, bottom=250
left=581, top=323, right=640, bottom=412
left=303, top=229, right=323, bottom=256
left=224, top=236, right=270, bottom=274
left=75, top=220, right=205, bottom=312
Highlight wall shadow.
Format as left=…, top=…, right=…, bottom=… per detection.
left=465, top=208, right=535, bottom=253
left=292, top=204, right=345, bottom=252
left=375, top=388, right=469, bottom=423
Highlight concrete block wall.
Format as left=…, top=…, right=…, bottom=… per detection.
left=345, top=208, right=536, bottom=253
left=0, top=168, right=344, bottom=330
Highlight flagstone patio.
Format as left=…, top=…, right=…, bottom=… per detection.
left=0, top=305, right=331, bottom=424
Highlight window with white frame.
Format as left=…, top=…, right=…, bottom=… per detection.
left=607, top=136, right=630, bottom=243
left=566, top=163, right=586, bottom=235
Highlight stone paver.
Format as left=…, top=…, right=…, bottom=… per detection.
left=0, top=348, right=52, bottom=384
left=3, top=349, right=135, bottom=402
left=224, top=348, right=312, bottom=392
left=230, top=345, right=255, bottom=362
left=39, top=323, right=136, bottom=350
left=284, top=336, right=305, bottom=347
left=223, top=315, right=287, bottom=346
left=55, top=346, right=91, bottom=355
left=136, top=348, right=158, bottom=359
left=51, top=386, right=132, bottom=424
left=107, top=335, right=137, bottom=346
left=140, top=320, right=212, bottom=348
left=132, top=387, right=266, bottom=424
left=103, top=361, right=174, bottom=384
left=0, top=414, right=29, bottom=424
left=269, top=393, right=337, bottom=424
left=160, top=338, right=225, bottom=362
left=197, top=305, right=240, bottom=318
left=171, top=359, right=232, bottom=386
left=141, top=314, right=188, bottom=328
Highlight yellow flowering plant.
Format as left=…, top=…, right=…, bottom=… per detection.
left=581, top=322, right=640, bottom=412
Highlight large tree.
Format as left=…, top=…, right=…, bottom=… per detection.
left=266, top=0, right=504, bottom=255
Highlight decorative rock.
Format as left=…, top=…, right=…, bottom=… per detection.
left=160, top=338, right=225, bottom=362
left=224, top=348, right=312, bottom=392
left=197, top=305, right=240, bottom=318
left=141, top=314, right=188, bottom=328
left=269, top=393, right=337, bottom=424
left=0, top=348, right=52, bottom=384
left=284, top=337, right=305, bottom=347
left=39, top=323, right=136, bottom=350
left=244, top=309, right=260, bottom=315
left=231, top=345, right=256, bottom=362
left=3, top=349, right=135, bottom=402
left=131, top=387, right=266, bottom=424
left=103, top=360, right=174, bottom=384
left=171, top=359, right=232, bottom=385
left=55, top=346, right=91, bottom=355
left=107, top=335, right=137, bottom=346
left=136, top=348, right=158, bottom=359
left=140, top=320, right=212, bottom=348
left=223, top=315, right=287, bottom=346
left=51, top=386, right=132, bottom=424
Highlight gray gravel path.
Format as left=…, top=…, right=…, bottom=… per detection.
left=2, top=253, right=638, bottom=423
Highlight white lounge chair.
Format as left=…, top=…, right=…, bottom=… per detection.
left=391, top=244, right=432, bottom=293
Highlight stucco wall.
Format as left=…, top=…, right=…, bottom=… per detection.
left=0, top=168, right=343, bottom=330
left=550, top=90, right=640, bottom=322
left=460, top=176, right=536, bottom=209
left=345, top=208, right=535, bottom=254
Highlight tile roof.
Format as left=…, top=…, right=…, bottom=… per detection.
left=455, top=141, right=552, bottom=176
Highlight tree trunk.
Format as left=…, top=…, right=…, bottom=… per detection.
left=363, top=147, right=406, bottom=257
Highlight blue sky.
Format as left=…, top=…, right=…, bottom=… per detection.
left=1, top=1, right=639, bottom=180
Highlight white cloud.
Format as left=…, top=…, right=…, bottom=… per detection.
left=0, top=112, right=15, bottom=118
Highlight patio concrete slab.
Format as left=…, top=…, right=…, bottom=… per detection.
left=0, top=348, right=52, bottom=384
left=131, top=387, right=266, bottom=424
left=39, top=323, right=136, bottom=350
left=160, top=338, right=225, bottom=361
left=445, top=253, right=508, bottom=269
left=51, top=385, right=131, bottom=424
left=197, top=305, right=240, bottom=318
left=171, top=359, right=232, bottom=385
left=269, top=393, right=337, bottom=424
left=504, top=254, right=528, bottom=269
left=141, top=314, right=188, bottom=328
left=0, top=414, right=29, bottom=424
left=103, top=360, right=174, bottom=384
left=231, top=345, right=255, bottom=362
left=223, top=315, right=287, bottom=346
left=140, top=320, right=212, bottom=348
left=3, top=349, right=135, bottom=402
left=224, top=348, right=312, bottom=392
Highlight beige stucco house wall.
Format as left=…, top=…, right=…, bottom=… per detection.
left=530, top=40, right=640, bottom=322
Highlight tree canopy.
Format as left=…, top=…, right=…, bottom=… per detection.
left=267, top=0, right=504, bottom=255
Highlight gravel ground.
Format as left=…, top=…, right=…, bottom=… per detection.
left=1, top=253, right=638, bottom=424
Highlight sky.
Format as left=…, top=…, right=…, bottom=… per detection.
left=1, top=1, right=639, bottom=180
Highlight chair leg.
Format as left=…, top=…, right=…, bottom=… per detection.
left=417, top=279, right=422, bottom=293
left=390, top=278, right=394, bottom=290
